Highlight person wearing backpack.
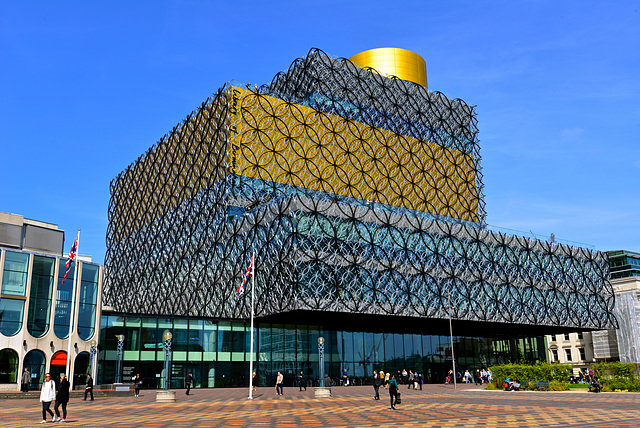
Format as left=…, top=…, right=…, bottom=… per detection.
left=388, top=374, right=399, bottom=410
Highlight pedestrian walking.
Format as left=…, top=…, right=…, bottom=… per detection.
left=133, top=373, right=143, bottom=397
left=55, top=374, right=70, bottom=423
left=84, top=374, right=94, bottom=401
left=388, top=374, right=399, bottom=410
left=185, top=372, right=193, bottom=395
left=384, top=371, right=390, bottom=388
left=464, top=369, right=471, bottom=383
left=372, top=370, right=381, bottom=400
left=39, top=373, right=56, bottom=423
left=298, top=370, right=306, bottom=391
left=21, top=367, right=30, bottom=392
left=252, top=372, right=257, bottom=393
left=408, top=370, right=415, bottom=389
left=276, top=371, right=284, bottom=395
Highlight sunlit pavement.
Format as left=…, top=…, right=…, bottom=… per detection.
left=3, top=383, right=640, bottom=427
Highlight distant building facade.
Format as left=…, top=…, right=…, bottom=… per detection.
left=0, top=212, right=103, bottom=391
left=546, top=250, right=640, bottom=371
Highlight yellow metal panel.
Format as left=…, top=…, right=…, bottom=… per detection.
left=349, top=48, right=428, bottom=88
left=229, top=87, right=478, bottom=221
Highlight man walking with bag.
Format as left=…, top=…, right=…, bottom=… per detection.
left=185, top=372, right=193, bottom=395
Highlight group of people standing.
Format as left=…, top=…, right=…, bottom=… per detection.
left=445, top=368, right=492, bottom=385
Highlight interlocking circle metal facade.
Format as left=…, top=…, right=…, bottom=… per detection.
left=104, top=49, right=616, bottom=331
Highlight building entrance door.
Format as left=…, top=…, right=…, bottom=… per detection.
left=50, top=351, right=68, bottom=381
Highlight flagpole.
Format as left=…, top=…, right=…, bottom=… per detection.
left=248, top=250, right=255, bottom=400
left=66, top=229, right=80, bottom=387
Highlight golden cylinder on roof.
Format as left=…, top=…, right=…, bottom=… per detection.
left=349, top=48, right=428, bottom=89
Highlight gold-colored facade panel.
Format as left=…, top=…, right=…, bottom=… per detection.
left=229, top=87, right=478, bottom=221
left=349, top=48, right=428, bottom=89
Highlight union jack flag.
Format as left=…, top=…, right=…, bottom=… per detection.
left=61, top=233, right=78, bottom=286
left=236, top=255, right=254, bottom=297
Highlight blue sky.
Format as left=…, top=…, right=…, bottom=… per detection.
left=1, top=1, right=639, bottom=264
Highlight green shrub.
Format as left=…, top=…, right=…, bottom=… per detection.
left=485, top=383, right=498, bottom=390
left=489, top=362, right=572, bottom=387
left=594, top=362, right=640, bottom=392
left=549, top=381, right=570, bottom=391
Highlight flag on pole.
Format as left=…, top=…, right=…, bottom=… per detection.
left=61, top=232, right=79, bottom=286
left=236, top=255, right=254, bottom=296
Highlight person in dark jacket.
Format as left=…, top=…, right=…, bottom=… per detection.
left=372, top=370, right=381, bottom=400
left=388, top=374, right=399, bottom=410
left=84, top=374, right=94, bottom=401
left=185, top=372, right=193, bottom=395
left=55, top=374, right=70, bottom=423
left=133, top=373, right=143, bottom=397
left=298, top=370, right=306, bottom=391
left=21, top=367, right=30, bottom=392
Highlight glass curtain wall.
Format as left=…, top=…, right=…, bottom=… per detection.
left=97, top=314, right=546, bottom=388
left=53, top=260, right=76, bottom=339
left=0, top=251, right=29, bottom=336
left=27, top=255, right=56, bottom=337
left=78, top=264, right=99, bottom=340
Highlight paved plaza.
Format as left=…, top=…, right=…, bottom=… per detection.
left=3, top=384, right=640, bottom=427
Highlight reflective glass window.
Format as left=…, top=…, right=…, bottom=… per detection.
left=0, top=348, right=19, bottom=383
left=23, top=349, right=46, bottom=390
left=202, top=321, right=217, bottom=358
left=54, top=260, right=76, bottom=339
left=140, top=318, right=158, bottom=360
left=283, top=325, right=295, bottom=361
left=1, top=251, right=29, bottom=296
left=0, top=298, right=24, bottom=336
left=270, top=324, right=284, bottom=361
left=189, top=319, right=204, bottom=352
left=381, top=333, right=393, bottom=363
left=78, top=263, right=99, bottom=340
left=27, top=255, right=55, bottom=337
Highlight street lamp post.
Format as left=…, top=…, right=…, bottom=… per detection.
left=163, top=330, right=173, bottom=391
left=89, top=340, right=97, bottom=381
left=115, top=334, right=124, bottom=384
left=314, top=336, right=329, bottom=398
left=156, top=330, right=176, bottom=402
left=446, top=290, right=456, bottom=390
left=318, top=336, right=325, bottom=385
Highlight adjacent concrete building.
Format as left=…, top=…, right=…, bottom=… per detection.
left=0, top=212, right=103, bottom=391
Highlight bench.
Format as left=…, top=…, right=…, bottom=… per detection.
left=519, top=380, right=529, bottom=391
left=535, top=381, right=549, bottom=391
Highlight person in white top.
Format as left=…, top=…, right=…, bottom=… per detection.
left=39, top=373, right=56, bottom=423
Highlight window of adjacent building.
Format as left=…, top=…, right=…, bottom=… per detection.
left=0, top=251, right=29, bottom=336
left=23, top=349, right=46, bottom=390
left=0, top=298, right=25, bottom=336
left=577, top=332, right=583, bottom=340
left=565, top=349, right=572, bottom=361
left=579, top=348, right=586, bottom=360
left=27, top=255, right=55, bottom=338
left=0, top=348, right=19, bottom=383
left=552, top=349, right=558, bottom=362
left=1, top=251, right=29, bottom=296
left=77, top=263, right=99, bottom=340
left=564, top=333, right=570, bottom=341
left=54, top=259, right=76, bottom=339
left=550, top=335, right=556, bottom=341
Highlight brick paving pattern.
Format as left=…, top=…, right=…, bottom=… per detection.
left=2, top=384, right=640, bottom=427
